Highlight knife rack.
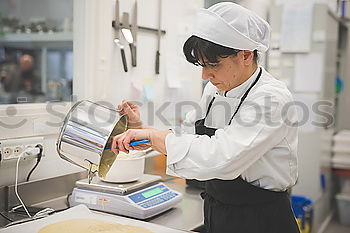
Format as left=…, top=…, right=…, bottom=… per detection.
left=112, top=21, right=166, bottom=35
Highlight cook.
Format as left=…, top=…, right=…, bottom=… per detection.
left=112, top=2, right=299, bottom=233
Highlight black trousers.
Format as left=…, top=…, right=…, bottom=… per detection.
left=203, top=193, right=300, bottom=233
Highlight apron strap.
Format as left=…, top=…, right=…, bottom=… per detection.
left=228, top=67, right=262, bottom=125
left=205, top=96, right=216, bottom=118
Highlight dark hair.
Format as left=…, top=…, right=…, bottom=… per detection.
left=183, top=35, right=258, bottom=66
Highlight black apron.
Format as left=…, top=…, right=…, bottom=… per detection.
left=195, top=68, right=300, bottom=233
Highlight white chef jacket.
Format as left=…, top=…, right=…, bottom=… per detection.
left=165, top=67, right=298, bottom=191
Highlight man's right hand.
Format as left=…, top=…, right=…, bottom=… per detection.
left=117, top=100, right=142, bottom=129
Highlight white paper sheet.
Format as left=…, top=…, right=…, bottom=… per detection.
left=294, top=53, right=323, bottom=92
left=281, top=2, right=314, bottom=53
left=0, top=205, right=187, bottom=233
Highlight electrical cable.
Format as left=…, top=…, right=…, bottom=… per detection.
left=48, top=208, right=69, bottom=215
left=34, top=208, right=55, bottom=217
left=26, top=144, right=43, bottom=182
left=15, top=147, right=41, bottom=218
left=66, top=193, right=72, bottom=207
left=0, top=211, right=13, bottom=222
left=15, top=151, right=31, bottom=218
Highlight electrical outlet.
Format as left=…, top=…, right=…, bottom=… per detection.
left=13, top=146, right=24, bottom=156
left=3, top=147, right=13, bottom=159
left=0, top=137, right=44, bottom=162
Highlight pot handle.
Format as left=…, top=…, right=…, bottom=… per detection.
left=104, top=139, right=150, bottom=150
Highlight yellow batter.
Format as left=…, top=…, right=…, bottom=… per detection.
left=99, top=114, right=128, bottom=178
left=38, top=219, right=153, bottom=233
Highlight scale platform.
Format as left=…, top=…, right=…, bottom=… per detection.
left=69, top=174, right=183, bottom=219
left=76, top=174, right=162, bottom=195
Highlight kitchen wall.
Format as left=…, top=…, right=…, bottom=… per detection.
left=73, top=0, right=203, bottom=126
left=268, top=3, right=338, bottom=231
left=0, top=0, right=203, bottom=187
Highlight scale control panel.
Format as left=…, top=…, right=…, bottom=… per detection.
left=70, top=182, right=183, bottom=219
left=128, top=183, right=177, bottom=208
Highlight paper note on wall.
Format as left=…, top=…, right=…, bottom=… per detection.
left=294, top=53, right=323, bottom=92
left=130, top=80, right=143, bottom=100
left=280, top=2, right=314, bottom=53
left=143, top=77, right=156, bottom=101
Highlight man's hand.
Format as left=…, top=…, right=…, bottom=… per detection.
left=111, top=129, right=172, bottom=155
left=117, top=100, right=142, bottom=129
left=112, top=129, right=152, bottom=155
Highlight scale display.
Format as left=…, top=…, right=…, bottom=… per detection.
left=128, top=184, right=169, bottom=203
left=143, top=187, right=163, bottom=198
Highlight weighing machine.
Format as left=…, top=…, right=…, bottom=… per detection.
left=69, top=174, right=183, bottom=219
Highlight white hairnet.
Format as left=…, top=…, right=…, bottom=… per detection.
left=192, top=2, right=271, bottom=53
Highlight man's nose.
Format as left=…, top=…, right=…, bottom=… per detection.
left=202, top=68, right=214, bottom=81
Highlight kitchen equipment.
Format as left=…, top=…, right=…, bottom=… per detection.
left=69, top=174, right=183, bottom=219
left=101, top=151, right=145, bottom=183
left=114, top=0, right=128, bottom=72
left=56, top=100, right=128, bottom=179
left=130, top=1, right=138, bottom=67
left=155, top=0, right=162, bottom=74
left=121, top=12, right=135, bottom=68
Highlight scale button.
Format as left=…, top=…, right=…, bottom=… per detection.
left=153, top=198, right=161, bottom=204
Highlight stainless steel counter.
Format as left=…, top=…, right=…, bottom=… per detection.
left=0, top=172, right=204, bottom=232
left=147, top=178, right=204, bottom=231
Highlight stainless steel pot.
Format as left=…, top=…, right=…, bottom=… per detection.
left=56, top=100, right=128, bottom=180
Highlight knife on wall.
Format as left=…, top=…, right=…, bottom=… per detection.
left=130, top=1, right=137, bottom=67
left=114, top=0, right=128, bottom=72
left=155, top=0, right=162, bottom=74
left=121, top=12, right=135, bottom=68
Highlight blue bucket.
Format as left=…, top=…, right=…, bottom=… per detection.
left=291, top=195, right=313, bottom=233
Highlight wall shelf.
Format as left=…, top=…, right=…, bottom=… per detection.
left=332, top=156, right=350, bottom=170
left=0, top=32, right=73, bottom=43
left=0, top=32, right=73, bottom=49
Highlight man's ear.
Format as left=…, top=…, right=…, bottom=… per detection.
left=243, top=51, right=251, bottom=59
left=243, top=51, right=254, bottom=64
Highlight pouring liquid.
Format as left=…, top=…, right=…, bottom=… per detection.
left=98, top=115, right=128, bottom=178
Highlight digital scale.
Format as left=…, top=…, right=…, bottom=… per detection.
left=69, top=174, right=183, bottom=219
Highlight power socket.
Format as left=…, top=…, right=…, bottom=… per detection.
left=14, top=146, right=24, bottom=156
left=3, top=147, right=13, bottom=159
left=0, top=137, right=44, bottom=162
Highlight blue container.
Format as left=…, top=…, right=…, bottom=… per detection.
left=291, top=195, right=313, bottom=233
